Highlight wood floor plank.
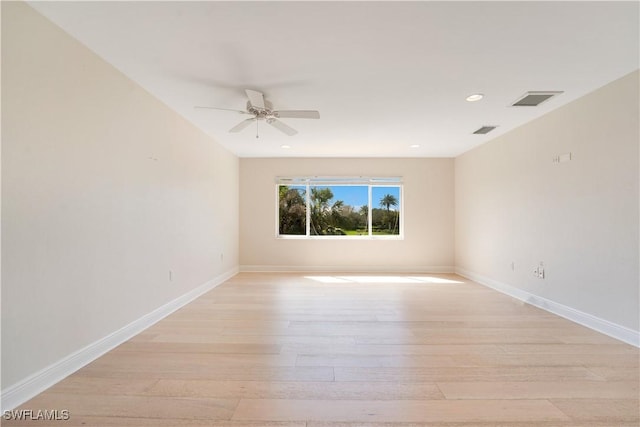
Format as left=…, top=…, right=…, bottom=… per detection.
left=333, top=366, right=604, bottom=382
left=451, top=352, right=640, bottom=367
left=355, top=332, right=567, bottom=345
left=584, top=365, right=640, bottom=381
left=438, top=380, right=639, bottom=399
left=45, top=377, right=159, bottom=396
left=280, top=343, right=506, bottom=355
left=305, top=422, right=640, bottom=427
left=498, top=343, right=638, bottom=354
left=292, top=320, right=601, bottom=339
left=145, top=380, right=445, bottom=400
left=92, top=351, right=298, bottom=368
left=231, top=399, right=570, bottom=423
left=550, top=398, right=640, bottom=422
left=76, top=365, right=335, bottom=381
left=296, top=354, right=460, bottom=368
left=149, top=334, right=357, bottom=345
left=8, top=394, right=237, bottom=421
left=2, top=417, right=304, bottom=427
left=116, top=341, right=283, bottom=354
left=224, top=325, right=417, bottom=337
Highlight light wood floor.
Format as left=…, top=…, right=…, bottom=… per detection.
left=6, top=273, right=639, bottom=426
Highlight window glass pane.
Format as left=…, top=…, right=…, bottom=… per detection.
left=372, top=186, right=401, bottom=235
left=278, top=185, right=306, bottom=235
left=310, top=186, right=368, bottom=236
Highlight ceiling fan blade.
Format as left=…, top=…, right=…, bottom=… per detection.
left=274, top=110, right=320, bottom=119
left=268, top=118, right=298, bottom=136
left=245, top=89, right=265, bottom=109
left=195, top=106, right=249, bottom=114
left=229, top=118, right=256, bottom=133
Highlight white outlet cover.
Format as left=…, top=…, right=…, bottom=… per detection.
left=558, top=152, right=572, bottom=162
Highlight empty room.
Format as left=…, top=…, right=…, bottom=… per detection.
left=2, top=1, right=639, bottom=426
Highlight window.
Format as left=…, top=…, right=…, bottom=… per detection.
left=278, top=185, right=306, bottom=235
left=277, top=177, right=402, bottom=239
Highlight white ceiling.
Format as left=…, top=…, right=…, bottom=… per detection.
left=28, top=1, right=639, bottom=158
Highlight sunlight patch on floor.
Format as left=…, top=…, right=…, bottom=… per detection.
left=304, top=275, right=463, bottom=284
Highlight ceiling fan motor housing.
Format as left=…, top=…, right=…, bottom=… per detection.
left=247, top=100, right=275, bottom=120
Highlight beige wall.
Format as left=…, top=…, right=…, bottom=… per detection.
left=455, top=71, right=639, bottom=330
left=240, top=158, right=454, bottom=271
left=2, top=2, right=239, bottom=389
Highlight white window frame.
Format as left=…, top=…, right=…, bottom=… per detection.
left=276, top=176, right=404, bottom=240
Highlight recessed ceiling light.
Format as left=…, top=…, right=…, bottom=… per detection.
left=410, top=144, right=420, bottom=148
left=466, top=93, right=484, bottom=102
left=281, top=144, right=291, bottom=149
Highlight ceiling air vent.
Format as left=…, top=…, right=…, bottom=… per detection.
left=512, top=91, right=563, bottom=107
left=473, top=125, right=497, bottom=135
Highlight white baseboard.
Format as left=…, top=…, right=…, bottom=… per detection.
left=456, top=268, right=640, bottom=348
left=1, top=267, right=238, bottom=412
left=240, top=265, right=455, bottom=273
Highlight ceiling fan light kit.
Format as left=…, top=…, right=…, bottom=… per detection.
left=196, top=89, right=320, bottom=138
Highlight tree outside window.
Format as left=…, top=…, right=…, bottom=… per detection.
left=278, top=179, right=401, bottom=238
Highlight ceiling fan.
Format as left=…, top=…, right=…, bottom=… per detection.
left=196, top=89, right=320, bottom=137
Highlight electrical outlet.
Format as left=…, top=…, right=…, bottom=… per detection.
left=553, top=152, right=572, bottom=163
left=537, top=262, right=545, bottom=279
